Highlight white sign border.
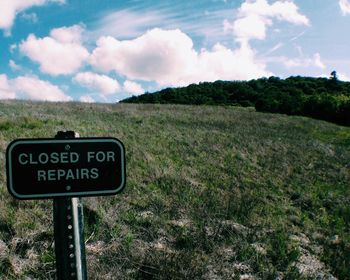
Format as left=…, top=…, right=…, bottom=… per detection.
left=6, top=138, right=126, bottom=199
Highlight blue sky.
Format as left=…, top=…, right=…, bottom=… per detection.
left=0, top=0, right=350, bottom=103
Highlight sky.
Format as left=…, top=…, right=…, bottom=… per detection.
left=0, top=0, right=350, bottom=103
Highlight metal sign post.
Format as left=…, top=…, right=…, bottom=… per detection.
left=53, top=131, right=87, bottom=280
left=5, top=131, right=126, bottom=279
left=53, top=197, right=86, bottom=279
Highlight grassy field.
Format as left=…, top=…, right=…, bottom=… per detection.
left=0, top=100, right=349, bottom=279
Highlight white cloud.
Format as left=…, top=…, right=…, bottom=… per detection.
left=20, top=12, right=38, bottom=23
left=264, top=42, right=284, bottom=55
left=90, top=7, right=232, bottom=44
left=195, top=41, right=271, bottom=81
left=90, top=28, right=196, bottom=85
left=90, top=28, right=271, bottom=87
left=9, top=60, right=22, bottom=71
left=73, top=72, right=120, bottom=95
left=0, top=74, right=16, bottom=99
left=267, top=1, right=309, bottom=25
left=339, top=0, right=350, bottom=15
left=50, top=24, right=84, bottom=44
left=338, top=72, right=350, bottom=81
left=231, top=0, right=309, bottom=43
left=233, top=14, right=271, bottom=41
left=313, top=53, right=326, bottom=69
left=0, top=74, right=71, bottom=101
left=223, top=19, right=233, bottom=33
left=0, top=0, right=64, bottom=35
left=223, top=1, right=315, bottom=77
left=237, top=0, right=309, bottom=25
left=12, top=76, right=72, bottom=101
left=283, top=53, right=326, bottom=69
left=80, top=95, right=95, bottom=103
left=9, top=44, right=17, bottom=53
left=91, top=9, right=165, bottom=40
left=123, top=80, right=144, bottom=95
left=290, top=31, right=306, bottom=41
left=19, top=25, right=89, bottom=75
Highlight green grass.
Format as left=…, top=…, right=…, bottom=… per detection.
left=0, top=100, right=349, bottom=279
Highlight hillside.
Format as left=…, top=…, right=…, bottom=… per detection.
left=0, top=101, right=349, bottom=279
left=121, top=76, right=350, bottom=126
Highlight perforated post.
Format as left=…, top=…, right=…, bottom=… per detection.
left=53, top=131, right=87, bottom=280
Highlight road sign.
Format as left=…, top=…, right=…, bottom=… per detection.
left=6, top=137, right=126, bottom=199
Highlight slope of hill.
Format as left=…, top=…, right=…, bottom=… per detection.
left=121, top=76, right=350, bottom=126
left=0, top=101, right=349, bottom=279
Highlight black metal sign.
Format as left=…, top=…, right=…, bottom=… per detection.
left=6, top=137, right=126, bottom=199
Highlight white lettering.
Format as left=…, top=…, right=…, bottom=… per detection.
left=18, top=153, right=28, bottom=165
left=90, top=168, right=99, bottom=179
left=47, top=170, right=56, bottom=181
left=36, top=168, right=101, bottom=181
left=60, top=152, right=68, bottom=163
left=96, top=151, right=105, bottom=162
left=87, top=151, right=95, bottom=162
left=75, top=168, right=80, bottom=180
left=57, top=169, right=65, bottom=180
left=17, top=152, right=81, bottom=165
left=71, top=152, right=79, bottom=163
left=66, top=169, right=74, bottom=179
left=29, top=154, right=38, bottom=164
left=80, top=168, right=89, bottom=179
left=37, top=170, right=46, bottom=181
left=38, top=153, right=49, bottom=164
left=107, top=151, right=115, bottom=162
left=51, top=152, right=59, bottom=164
left=87, top=151, right=115, bottom=162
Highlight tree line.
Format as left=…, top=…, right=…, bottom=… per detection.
left=121, top=76, right=350, bottom=126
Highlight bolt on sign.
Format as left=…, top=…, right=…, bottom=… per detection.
left=6, top=137, right=126, bottom=199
